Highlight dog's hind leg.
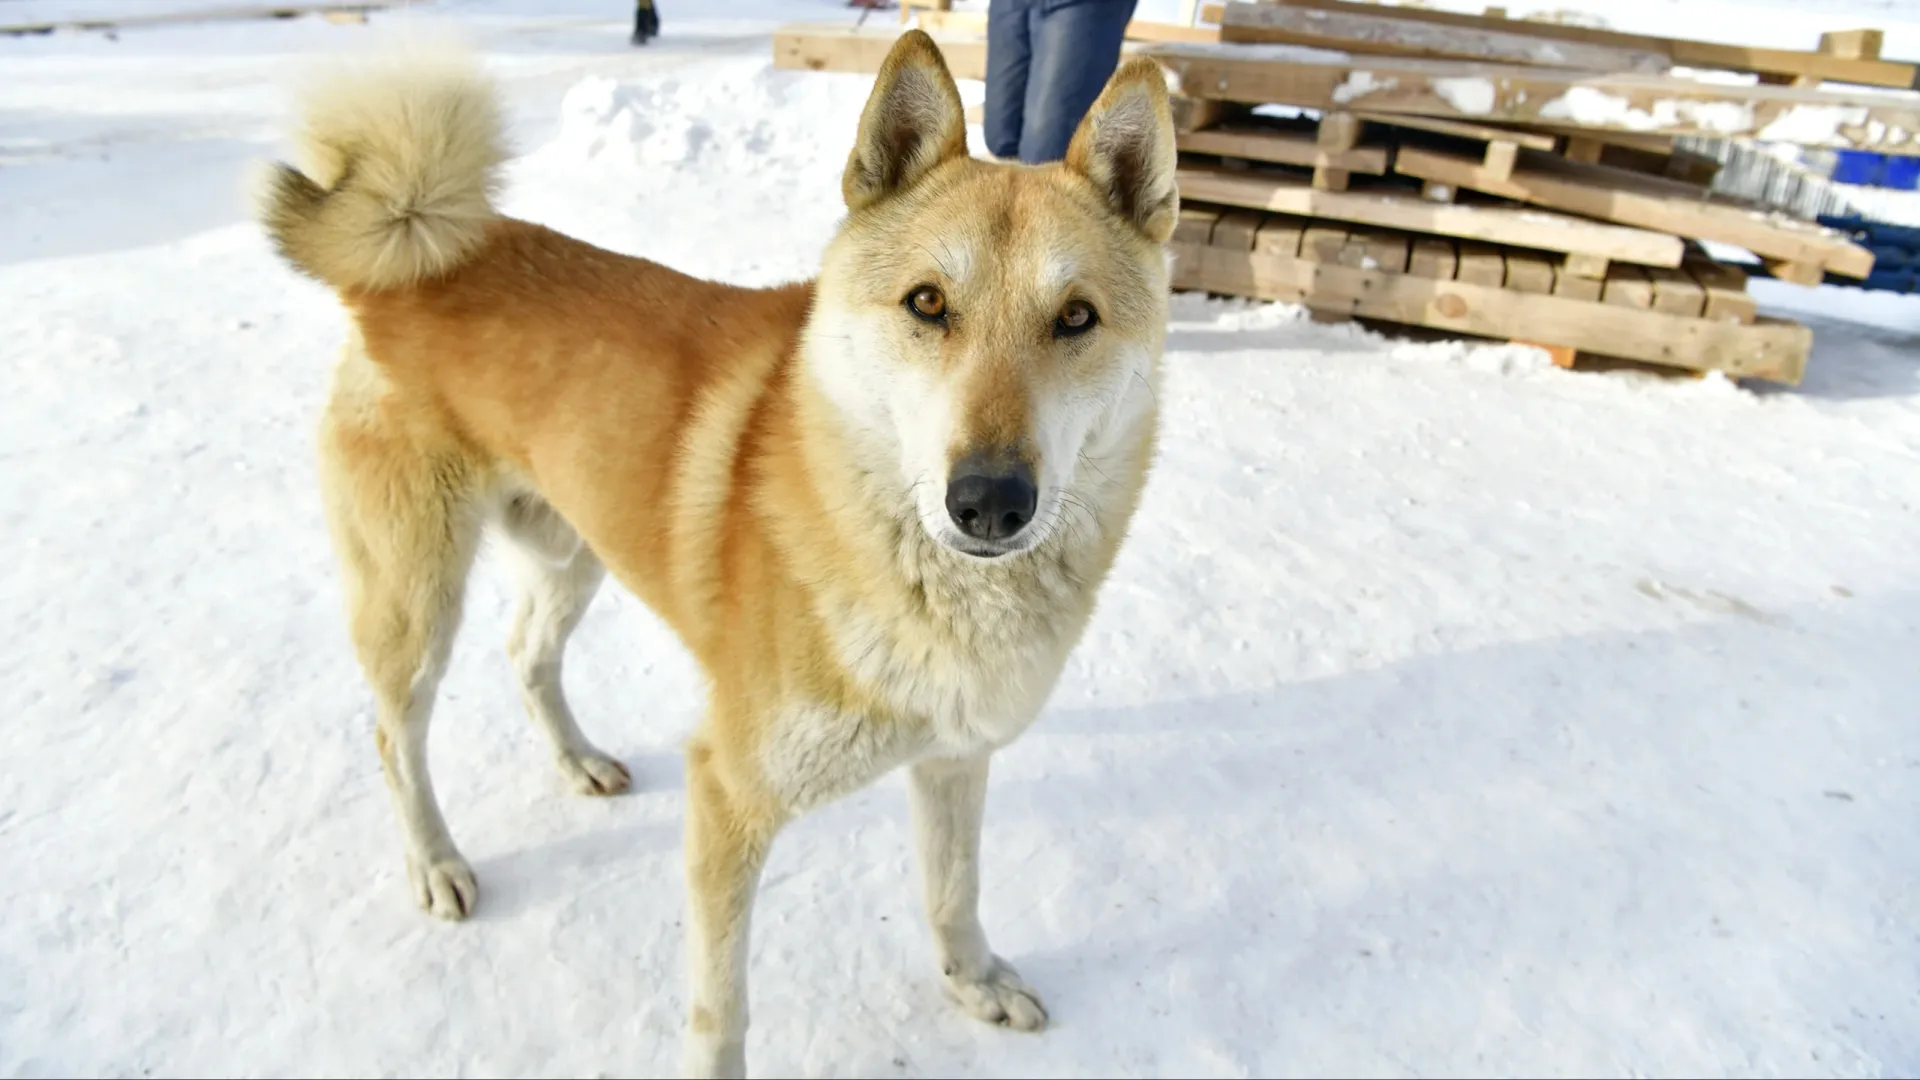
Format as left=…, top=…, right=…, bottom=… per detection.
left=497, top=494, right=631, bottom=796
left=320, top=366, right=485, bottom=921
left=909, top=753, right=1048, bottom=1030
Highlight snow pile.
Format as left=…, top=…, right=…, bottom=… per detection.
left=537, top=61, right=866, bottom=179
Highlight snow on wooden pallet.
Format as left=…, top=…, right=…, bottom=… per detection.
left=1170, top=203, right=1807, bottom=383
left=1198, top=0, right=1920, bottom=90
left=769, top=22, right=1920, bottom=154
left=1145, top=42, right=1920, bottom=154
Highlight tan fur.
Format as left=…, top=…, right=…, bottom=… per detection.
left=260, top=32, right=1176, bottom=1079
left=260, top=46, right=505, bottom=292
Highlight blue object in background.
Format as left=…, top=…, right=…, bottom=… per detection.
left=1831, top=150, right=1883, bottom=185
left=1881, top=154, right=1920, bottom=192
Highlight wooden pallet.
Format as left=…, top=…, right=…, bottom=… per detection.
left=1219, top=2, right=1671, bottom=73
left=1176, top=164, right=1689, bottom=268
left=1198, top=0, right=1920, bottom=90
left=1391, top=145, right=1874, bottom=281
left=1145, top=41, right=1920, bottom=153
left=1171, top=204, right=1808, bottom=383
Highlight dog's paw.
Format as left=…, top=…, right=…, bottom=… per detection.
left=407, top=854, right=477, bottom=920
left=945, top=955, right=1048, bottom=1031
left=558, top=748, right=632, bottom=796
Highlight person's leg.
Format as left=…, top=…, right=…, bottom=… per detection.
left=983, top=0, right=1037, bottom=161
left=632, top=0, right=658, bottom=46
left=1017, top=0, right=1138, bottom=164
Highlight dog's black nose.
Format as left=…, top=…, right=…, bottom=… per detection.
left=945, top=458, right=1038, bottom=542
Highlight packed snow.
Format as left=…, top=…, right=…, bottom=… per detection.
left=3, top=1, right=1919, bottom=1077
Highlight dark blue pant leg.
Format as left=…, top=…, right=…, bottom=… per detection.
left=983, top=0, right=1037, bottom=161
left=1017, top=0, right=1138, bottom=164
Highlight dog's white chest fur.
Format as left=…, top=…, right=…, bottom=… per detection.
left=761, top=538, right=1093, bottom=814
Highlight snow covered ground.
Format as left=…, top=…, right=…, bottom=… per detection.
left=3, top=1, right=1918, bottom=1077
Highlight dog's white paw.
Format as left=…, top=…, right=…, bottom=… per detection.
left=558, top=748, right=632, bottom=796
left=407, top=854, right=477, bottom=920
left=945, top=955, right=1048, bottom=1031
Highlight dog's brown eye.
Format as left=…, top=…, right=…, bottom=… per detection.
left=906, top=286, right=947, bottom=321
left=1056, top=300, right=1097, bottom=337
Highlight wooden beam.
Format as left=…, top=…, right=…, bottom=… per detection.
left=1177, top=165, right=1688, bottom=266
left=774, top=24, right=989, bottom=79
left=1817, top=29, right=1884, bottom=62
left=909, top=9, right=1220, bottom=44
left=1144, top=41, right=1920, bottom=151
left=1221, top=2, right=1669, bottom=73
left=1390, top=145, right=1874, bottom=278
left=1351, top=111, right=1559, bottom=150
left=1177, top=127, right=1389, bottom=173
left=1221, top=0, right=1919, bottom=90
left=1169, top=242, right=1809, bottom=382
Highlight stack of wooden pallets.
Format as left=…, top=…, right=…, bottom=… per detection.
left=773, top=1, right=1920, bottom=384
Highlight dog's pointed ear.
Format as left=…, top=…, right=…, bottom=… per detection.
left=1064, top=58, right=1180, bottom=243
left=842, top=30, right=969, bottom=212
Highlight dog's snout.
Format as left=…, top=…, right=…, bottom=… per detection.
left=945, top=455, right=1038, bottom=542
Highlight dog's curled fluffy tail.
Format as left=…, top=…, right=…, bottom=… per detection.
left=258, top=48, right=504, bottom=292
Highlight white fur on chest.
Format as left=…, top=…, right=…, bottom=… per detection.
left=761, top=539, right=1091, bottom=814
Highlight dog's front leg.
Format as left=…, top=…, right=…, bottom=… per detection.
left=682, top=741, right=780, bottom=1079
left=908, top=754, right=1048, bottom=1030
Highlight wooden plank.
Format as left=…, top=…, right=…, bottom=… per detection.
left=911, top=9, right=1221, bottom=43
left=1312, top=166, right=1351, bottom=192
left=1221, top=2, right=1669, bottom=73
left=1211, top=209, right=1267, bottom=250
left=1562, top=252, right=1610, bottom=280
left=1177, top=127, right=1389, bottom=173
left=1552, top=265, right=1605, bottom=302
left=1818, top=29, right=1885, bottom=61
left=1174, top=206, right=1223, bottom=244
left=1408, top=238, right=1459, bottom=280
left=1647, top=266, right=1707, bottom=317
left=1503, top=251, right=1557, bottom=294
left=1482, top=139, right=1520, bottom=180
left=1603, top=265, right=1655, bottom=309
left=1685, top=259, right=1757, bottom=323
left=1219, top=0, right=1919, bottom=90
left=1362, top=231, right=1412, bottom=274
left=774, top=24, right=989, bottom=79
left=1254, top=215, right=1306, bottom=257
left=1170, top=241, right=1811, bottom=382
left=1142, top=42, right=1920, bottom=151
left=1456, top=243, right=1507, bottom=286
left=1352, top=111, right=1559, bottom=151
left=1317, top=111, right=1365, bottom=152
left=1176, top=165, right=1688, bottom=265
left=1300, top=224, right=1350, bottom=262
left=1390, top=145, right=1875, bottom=278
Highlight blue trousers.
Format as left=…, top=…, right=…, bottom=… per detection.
left=984, top=0, right=1139, bottom=165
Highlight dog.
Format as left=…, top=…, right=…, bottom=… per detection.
left=256, top=29, right=1176, bottom=1078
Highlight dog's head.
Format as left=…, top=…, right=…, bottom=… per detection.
left=807, top=30, right=1176, bottom=561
